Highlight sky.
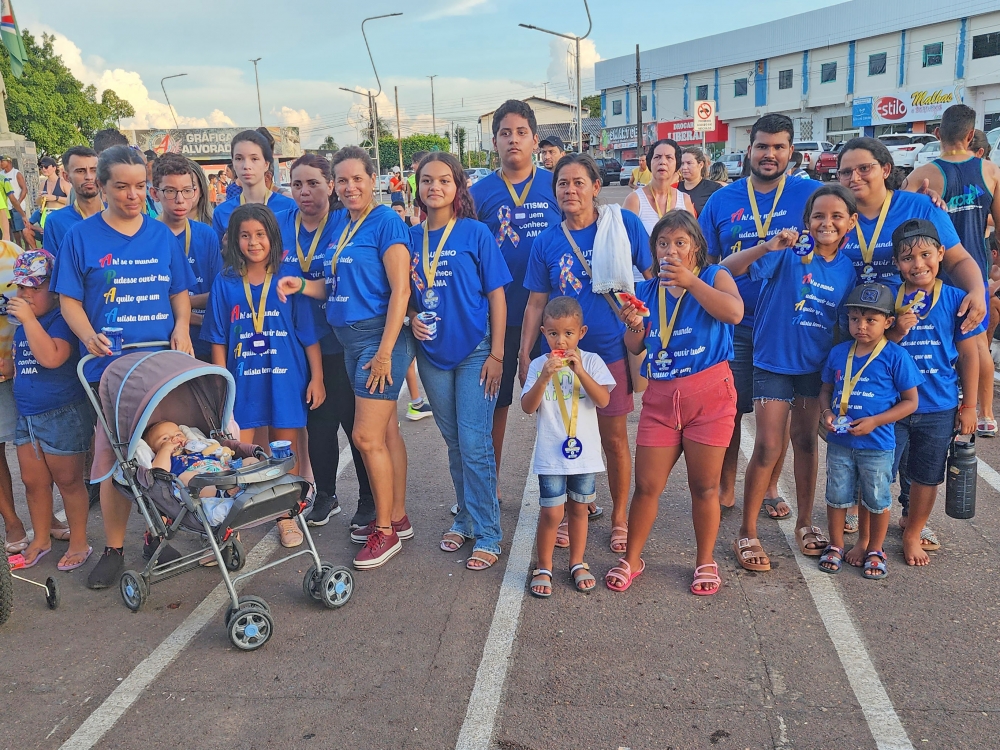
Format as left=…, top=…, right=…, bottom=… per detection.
left=17, top=0, right=845, bottom=148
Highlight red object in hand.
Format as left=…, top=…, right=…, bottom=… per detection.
left=549, top=349, right=567, bottom=359
left=614, top=292, right=650, bottom=316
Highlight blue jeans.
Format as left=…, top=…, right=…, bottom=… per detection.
left=416, top=337, right=502, bottom=555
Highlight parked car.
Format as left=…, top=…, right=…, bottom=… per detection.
left=720, top=152, right=745, bottom=179
left=592, top=157, right=622, bottom=186
left=793, top=141, right=834, bottom=176
left=913, top=140, right=942, bottom=169
left=878, top=134, right=937, bottom=172
left=814, top=142, right=846, bottom=181
left=377, top=173, right=392, bottom=192
left=619, top=158, right=641, bottom=186
left=464, top=168, right=491, bottom=185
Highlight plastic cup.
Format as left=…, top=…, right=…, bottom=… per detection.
left=102, top=327, right=124, bottom=356
left=269, top=440, right=292, bottom=460
left=416, top=311, right=438, bottom=341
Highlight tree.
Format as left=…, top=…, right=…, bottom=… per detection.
left=0, top=30, right=137, bottom=155
left=319, top=135, right=339, bottom=151
left=581, top=94, right=601, bottom=118
left=376, top=133, right=451, bottom=171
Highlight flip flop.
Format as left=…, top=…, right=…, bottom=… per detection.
left=588, top=505, right=604, bottom=521
left=690, top=562, right=721, bottom=595
left=795, top=526, right=829, bottom=556
left=4, top=536, right=29, bottom=554
left=604, top=558, right=644, bottom=592
left=50, top=526, right=72, bottom=541
left=19, top=547, right=50, bottom=569
left=920, top=527, right=941, bottom=551
left=57, top=546, right=94, bottom=571
left=760, top=496, right=791, bottom=519
left=844, top=514, right=859, bottom=534
left=733, top=537, right=770, bottom=571
left=555, top=520, right=570, bottom=549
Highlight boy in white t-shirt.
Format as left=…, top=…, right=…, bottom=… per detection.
left=521, top=297, right=616, bottom=598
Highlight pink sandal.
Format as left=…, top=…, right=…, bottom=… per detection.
left=605, top=557, right=644, bottom=592
left=554, top=520, right=569, bottom=549
left=609, top=525, right=628, bottom=554
left=690, top=562, right=721, bottom=596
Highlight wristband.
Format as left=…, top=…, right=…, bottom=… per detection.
left=959, top=404, right=975, bottom=411
left=299, top=277, right=307, bottom=293
left=822, top=408, right=833, bottom=416
left=489, top=353, right=504, bottom=364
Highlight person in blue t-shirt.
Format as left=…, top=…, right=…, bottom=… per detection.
left=471, top=99, right=561, bottom=491
left=3, top=250, right=96, bottom=572
left=51, top=145, right=196, bottom=590
left=276, top=154, right=374, bottom=531
left=408, top=153, right=511, bottom=570
left=211, top=130, right=295, bottom=243
left=723, top=183, right=859, bottom=571
left=42, top=146, right=101, bottom=256
left=818, top=283, right=921, bottom=579
left=884, top=219, right=981, bottom=568
left=523, top=152, right=653, bottom=553
left=699, top=114, right=820, bottom=515
left=151, top=153, right=223, bottom=362
left=277, top=146, right=415, bottom=572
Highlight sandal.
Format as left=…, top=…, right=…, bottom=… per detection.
left=795, top=526, right=829, bottom=556
left=50, top=526, right=72, bottom=541
left=555, top=519, right=570, bottom=549
left=57, top=546, right=93, bottom=571
left=530, top=568, right=552, bottom=598
left=276, top=518, right=303, bottom=548
left=570, top=562, right=596, bottom=593
left=818, top=544, right=844, bottom=574
left=588, top=505, right=603, bottom=521
left=604, top=558, right=644, bottom=592
left=467, top=549, right=500, bottom=570
left=920, top=526, right=941, bottom=551
left=4, top=536, right=29, bottom=554
left=609, top=525, right=628, bottom=554
left=844, top=514, right=859, bottom=534
left=690, top=562, right=721, bottom=595
left=732, top=537, right=770, bottom=571
left=863, top=550, right=888, bottom=580
left=760, top=496, right=791, bottom=519
left=440, top=531, right=468, bottom=552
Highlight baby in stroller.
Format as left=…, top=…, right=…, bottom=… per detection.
left=144, top=420, right=258, bottom=498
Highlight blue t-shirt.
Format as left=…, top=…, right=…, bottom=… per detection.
left=634, top=266, right=735, bottom=380
left=409, top=218, right=512, bottom=370
left=201, top=270, right=318, bottom=430
left=12, top=307, right=87, bottom=416
left=323, top=204, right=411, bottom=328
left=211, top=192, right=296, bottom=242
left=750, top=248, right=857, bottom=374
left=843, top=190, right=960, bottom=286
left=170, top=220, right=222, bottom=358
left=699, top=176, right=820, bottom=329
left=51, top=214, right=196, bottom=383
left=42, top=204, right=87, bottom=255
left=277, top=207, right=344, bottom=355
left=524, top=211, right=652, bottom=365
left=822, top=339, right=923, bottom=451
left=471, top=169, right=560, bottom=327
left=887, top=281, right=983, bottom=413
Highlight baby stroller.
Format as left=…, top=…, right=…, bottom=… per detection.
left=79, top=344, right=354, bottom=651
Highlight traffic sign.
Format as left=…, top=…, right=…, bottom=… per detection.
left=693, top=100, right=715, bottom=132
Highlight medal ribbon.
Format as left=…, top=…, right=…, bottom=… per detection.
left=330, top=204, right=374, bottom=278
left=550, top=369, right=580, bottom=442
left=242, top=272, right=274, bottom=335
left=74, top=199, right=98, bottom=220
left=295, top=212, right=329, bottom=273
left=894, top=279, right=942, bottom=319
left=501, top=167, right=535, bottom=207
left=838, top=338, right=888, bottom=417
left=240, top=190, right=272, bottom=206
left=746, top=174, right=787, bottom=241
left=646, top=186, right=675, bottom=218
left=857, top=191, right=893, bottom=265
left=157, top=216, right=191, bottom=257
left=496, top=206, right=520, bottom=246
left=657, top=267, right=700, bottom=351
left=422, top=217, right=457, bottom=297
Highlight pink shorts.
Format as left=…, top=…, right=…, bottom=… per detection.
left=596, top=357, right=634, bottom=418
left=637, top=361, right=737, bottom=448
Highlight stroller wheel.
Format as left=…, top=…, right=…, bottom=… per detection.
left=228, top=605, right=273, bottom=651
left=224, top=595, right=270, bottom=628
left=302, top=562, right=333, bottom=601
left=221, top=538, right=247, bottom=572
left=120, top=570, right=148, bottom=612
left=0, top=555, right=12, bottom=626
left=319, top=566, right=354, bottom=609
left=45, top=577, right=60, bottom=610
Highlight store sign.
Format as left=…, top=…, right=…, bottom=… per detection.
left=601, top=123, right=658, bottom=150
left=125, top=127, right=302, bottom=159
left=852, top=87, right=964, bottom=126
left=658, top=117, right=729, bottom=145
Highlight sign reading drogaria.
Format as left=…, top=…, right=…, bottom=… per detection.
left=852, top=86, right=964, bottom=126
left=124, top=127, right=302, bottom=160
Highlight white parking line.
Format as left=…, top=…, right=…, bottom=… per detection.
left=740, top=423, right=914, bottom=750
left=455, top=466, right=540, bottom=750
left=58, top=445, right=353, bottom=750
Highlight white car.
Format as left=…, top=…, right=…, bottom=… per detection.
left=878, top=134, right=937, bottom=172
left=793, top=141, right=834, bottom=176
left=619, top=158, right=641, bottom=186
left=987, top=127, right=1000, bottom=168
left=465, top=168, right=491, bottom=185
left=913, top=140, right=942, bottom=169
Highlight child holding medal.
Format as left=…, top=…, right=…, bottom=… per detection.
left=521, top=297, right=615, bottom=597
left=608, top=211, right=743, bottom=595
left=817, top=283, right=922, bottom=578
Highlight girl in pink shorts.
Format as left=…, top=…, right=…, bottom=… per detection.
left=606, top=211, right=744, bottom=595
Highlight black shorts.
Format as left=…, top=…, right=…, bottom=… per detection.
left=497, top=325, right=541, bottom=409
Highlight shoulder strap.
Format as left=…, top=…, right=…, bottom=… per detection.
left=561, top=222, right=621, bottom=315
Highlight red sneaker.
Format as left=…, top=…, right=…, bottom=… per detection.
left=351, top=515, right=414, bottom=543
left=353, top=528, right=402, bottom=570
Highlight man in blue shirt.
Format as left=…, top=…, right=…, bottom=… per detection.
left=42, top=146, right=102, bottom=256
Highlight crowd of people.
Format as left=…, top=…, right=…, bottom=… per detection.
left=0, top=99, right=997, bottom=600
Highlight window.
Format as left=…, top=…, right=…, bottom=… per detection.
left=973, top=32, right=1000, bottom=59
left=869, top=52, right=887, bottom=76
left=612, top=99, right=622, bottom=116
left=923, top=42, right=943, bottom=67
left=696, top=84, right=708, bottom=100
left=821, top=62, right=837, bottom=83
left=734, top=78, right=748, bottom=97
left=640, top=95, right=648, bottom=112
left=779, top=69, right=793, bottom=89
left=826, top=116, right=854, bottom=132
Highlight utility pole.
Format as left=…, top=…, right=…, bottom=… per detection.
left=250, top=58, right=263, bottom=126
left=427, top=75, right=438, bottom=136
left=635, top=45, right=643, bottom=159
left=395, top=86, right=404, bottom=174
left=160, top=73, right=187, bottom=129
left=371, top=93, right=382, bottom=200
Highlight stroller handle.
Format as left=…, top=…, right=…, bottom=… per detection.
left=76, top=340, right=173, bottom=387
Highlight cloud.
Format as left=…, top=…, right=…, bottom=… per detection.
left=546, top=37, right=601, bottom=98
left=422, top=0, right=490, bottom=20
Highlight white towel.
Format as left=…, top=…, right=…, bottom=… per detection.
left=590, top=203, right=636, bottom=295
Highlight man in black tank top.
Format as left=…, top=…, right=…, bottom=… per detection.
left=904, top=104, right=1000, bottom=437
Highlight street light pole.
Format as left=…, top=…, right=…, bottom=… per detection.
left=249, top=57, right=263, bottom=126
left=160, top=73, right=187, bottom=129
left=427, top=75, right=438, bottom=136
left=519, top=0, right=592, bottom=153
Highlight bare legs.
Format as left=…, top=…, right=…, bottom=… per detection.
left=352, top=398, right=407, bottom=528
left=598, top=414, right=631, bottom=529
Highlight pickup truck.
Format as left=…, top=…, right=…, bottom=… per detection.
left=814, top=142, right=846, bottom=181
left=793, top=141, right=834, bottom=177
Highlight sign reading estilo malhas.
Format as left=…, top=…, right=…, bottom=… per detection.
left=852, top=86, right=964, bottom=126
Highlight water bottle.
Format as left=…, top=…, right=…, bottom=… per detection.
left=945, top=434, right=976, bottom=519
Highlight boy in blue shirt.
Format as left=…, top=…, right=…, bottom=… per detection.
left=818, top=283, right=921, bottom=579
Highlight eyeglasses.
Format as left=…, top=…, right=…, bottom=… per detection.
left=159, top=187, right=196, bottom=200
left=836, top=162, right=881, bottom=180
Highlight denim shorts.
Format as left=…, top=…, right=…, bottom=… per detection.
left=753, top=366, right=823, bottom=402
left=892, top=409, right=956, bottom=488
left=538, top=473, right=596, bottom=507
left=335, top=315, right=415, bottom=400
left=730, top=324, right=754, bottom=414
left=825, top=442, right=893, bottom=513
left=15, top=399, right=96, bottom=456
